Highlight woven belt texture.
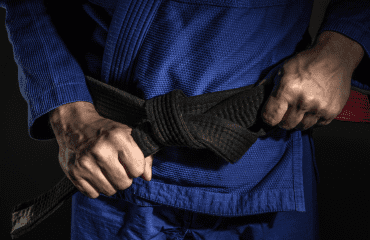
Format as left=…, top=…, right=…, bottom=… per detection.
left=10, top=72, right=370, bottom=239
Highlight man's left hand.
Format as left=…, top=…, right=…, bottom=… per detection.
left=261, top=47, right=353, bottom=131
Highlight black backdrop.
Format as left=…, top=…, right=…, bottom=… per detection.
left=1, top=2, right=369, bottom=239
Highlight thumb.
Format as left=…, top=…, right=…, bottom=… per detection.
left=261, top=64, right=289, bottom=127
left=141, top=155, right=153, bottom=181
left=261, top=88, right=289, bottom=127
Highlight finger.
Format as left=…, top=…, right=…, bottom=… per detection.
left=75, top=178, right=100, bottom=199
left=295, top=114, right=320, bottom=131
left=115, top=153, right=135, bottom=189
left=316, top=117, right=332, bottom=127
left=118, top=154, right=133, bottom=179
left=66, top=168, right=99, bottom=199
left=141, top=155, right=153, bottom=181
left=121, top=136, right=146, bottom=178
left=100, top=164, right=131, bottom=195
left=310, top=109, right=337, bottom=128
left=78, top=156, right=119, bottom=196
left=278, top=100, right=311, bottom=130
left=262, top=95, right=289, bottom=127
left=90, top=141, right=132, bottom=191
left=277, top=106, right=303, bottom=130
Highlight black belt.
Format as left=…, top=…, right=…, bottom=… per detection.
left=8, top=0, right=370, bottom=238
left=9, top=65, right=281, bottom=239
left=10, top=69, right=370, bottom=239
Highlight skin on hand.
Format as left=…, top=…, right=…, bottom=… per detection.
left=261, top=31, right=364, bottom=131
left=49, top=101, right=153, bottom=199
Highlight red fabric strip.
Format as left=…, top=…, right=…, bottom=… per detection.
left=335, top=89, right=370, bottom=123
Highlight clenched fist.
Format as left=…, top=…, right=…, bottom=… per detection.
left=49, top=101, right=153, bottom=199
left=261, top=31, right=364, bottom=131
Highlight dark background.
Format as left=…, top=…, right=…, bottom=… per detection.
left=1, top=1, right=369, bottom=239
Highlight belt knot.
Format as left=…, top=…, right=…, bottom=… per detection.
left=145, top=89, right=203, bottom=148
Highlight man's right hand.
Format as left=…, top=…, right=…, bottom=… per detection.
left=48, top=101, right=153, bottom=199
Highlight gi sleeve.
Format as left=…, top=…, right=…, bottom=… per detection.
left=0, top=0, right=94, bottom=141
left=316, top=0, right=370, bottom=89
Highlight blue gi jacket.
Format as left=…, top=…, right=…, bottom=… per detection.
left=1, top=0, right=369, bottom=216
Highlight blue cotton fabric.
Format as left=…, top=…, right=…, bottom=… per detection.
left=1, top=0, right=370, bottom=217
left=71, top=129, right=319, bottom=240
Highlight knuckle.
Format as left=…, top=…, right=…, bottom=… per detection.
left=275, top=101, right=286, bottom=112
left=78, top=156, right=93, bottom=169
left=107, top=127, right=126, bottom=143
left=91, top=139, right=111, bottom=156
left=90, top=143, right=114, bottom=165
left=109, top=127, right=124, bottom=138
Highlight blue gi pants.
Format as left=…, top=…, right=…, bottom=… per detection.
left=71, top=130, right=319, bottom=240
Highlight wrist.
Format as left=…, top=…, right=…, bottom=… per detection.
left=310, top=31, right=364, bottom=72
left=49, top=101, right=96, bottom=120
left=49, top=101, right=97, bottom=135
